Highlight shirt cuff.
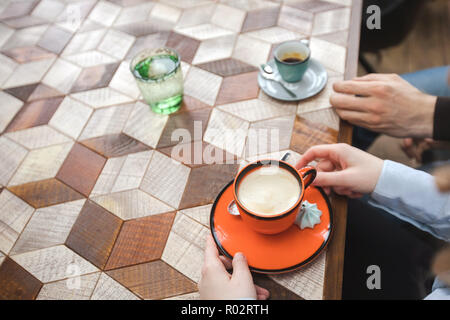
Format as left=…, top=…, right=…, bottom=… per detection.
left=433, top=97, right=450, bottom=141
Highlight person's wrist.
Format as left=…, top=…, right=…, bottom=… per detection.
left=413, top=94, right=437, bottom=138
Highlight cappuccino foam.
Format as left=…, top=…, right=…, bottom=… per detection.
left=238, top=166, right=301, bottom=216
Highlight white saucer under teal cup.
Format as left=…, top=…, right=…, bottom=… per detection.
left=258, top=59, right=328, bottom=102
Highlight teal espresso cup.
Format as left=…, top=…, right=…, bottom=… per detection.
left=274, top=40, right=310, bottom=83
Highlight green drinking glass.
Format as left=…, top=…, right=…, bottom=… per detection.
left=130, top=47, right=183, bottom=114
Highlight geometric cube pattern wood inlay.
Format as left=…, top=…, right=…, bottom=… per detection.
left=0, top=0, right=359, bottom=300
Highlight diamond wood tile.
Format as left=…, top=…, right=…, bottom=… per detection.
left=1, top=25, right=48, bottom=51
left=0, top=1, right=38, bottom=20
left=196, top=58, right=257, bottom=77
left=8, top=178, right=85, bottom=209
left=65, top=50, right=117, bottom=68
left=5, top=96, right=63, bottom=133
left=48, top=96, right=92, bottom=140
left=175, top=23, right=234, bottom=41
left=37, top=25, right=72, bottom=54
left=140, top=151, right=191, bottom=209
left=2, top=57, right=55, bottom=89
left=0, top=91, right=23, bottom=133
left=0, top=137, right=28, bottom=186
left=108, top=60, right=141, bottom=99
left=170, top=212, right=210, bottom=249
left=247, top=26, right=303, bottom=44
left=113, top=2, right=155, bottom=26
left=0, top=23, right=14, bottom=48
left=65, top=200, right=123, bottom=269
left=253, top=273, right=302, bottom=300
left=175, top=3, right=215, bottom=28
left=179, top=204, right=212, bottom=227
left=114, top=19, right=174, bottom=37
left=215, top=71, right=259, bottom=106
left=42, top=58, right=82, bottom=94
left=8, top=142, right=73, bottom=186
left=107, top=260, right=197, bottom=300
left=90, top=150, right=153, bottom=196
left=27, top=83, right=63, bottom=101
left=278, top=5, right=314, bottom=35
left=0, top=53, right=17, bottom=88
left=56, top=143, right=106, bottom=197
left=11, top=244, right=98, bottom=283
left=192, top=34, right=236, bottom=65
left=62, top=29, right=106, bottom=56
left=31, top=0, right=65, bottom=21
left=91, top=272, right=140, bottom=300
left=164, top=291, right=200, bottom=300
left=232, top=34, right=271, bottom=67
left=0, top=257, right=42, bottom=300
left=312, top=7, right=351, bottom=36
left=2, top=46, right=55, bottom=64
left=165, top=31, right=200, bottom=64
left=10, top=199, right=85, bottom=255
left=178, top=95, right=211, bottom=112
left=88, top=1, right=121, bottom=27
left=297, top=75, right=344, bottom=114
left=310, top=37, right=347, bottom=74
left=0, top=190, right=35, bottom=254
left=290, top=115, right=339, bottom=155
left=300, top=107, right=341, bottom=132
left=211, top=3, right=245, bottom=32
left=105, top=211, right=176, bottom=270
left=287, top=0, right=343, bottom=13
left=179, top=163, right=240, bottom=209
left=150, top=3, right=182, bottom=23
left=123, top=102, right=169, bottom=148
left=183, top=66, right=222, bottom=106
left=70, top=62, right=119, bottom=93
left=241, top=4, right=280, bottom=32
left=5, top=125, right=71, bottom=150
left=91, top=189, right=174, bottom=220
left=156, top=108, right=211, bottom=149
left=37, top=271, right=100, bottom=300
left=81, top=133, right=151, bottom=158
left=79, top=103, right=133, bottom=140
left=2, top=14, right=47, bottom=29
left=4, top=83, right=39, bottom=102
left=126, top=32, right=171, bottom=60
left=98, top=29, right=135, bottom=61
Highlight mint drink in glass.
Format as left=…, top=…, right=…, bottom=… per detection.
left=130, top=48, right=183, bottom=114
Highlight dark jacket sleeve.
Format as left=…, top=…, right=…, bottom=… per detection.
left=433, top=97, right=450, bottom=141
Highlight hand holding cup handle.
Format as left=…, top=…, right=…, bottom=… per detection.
left=297, top=166, right=316, bottom=190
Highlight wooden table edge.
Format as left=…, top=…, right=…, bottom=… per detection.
left=322, top=0, right=362, bottom=300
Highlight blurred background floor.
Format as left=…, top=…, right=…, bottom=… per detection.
left=357, top=0, right=449, bottom=167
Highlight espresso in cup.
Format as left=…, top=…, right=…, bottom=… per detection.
left=237, top=165, right=301, bottom=216
left=274, top=40, right=310, bottom=83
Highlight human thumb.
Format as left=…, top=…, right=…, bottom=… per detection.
left=231, top=252, right=253, bottom=282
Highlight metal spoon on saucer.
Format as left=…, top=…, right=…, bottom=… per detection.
left=260, top=63, right=297, bottom=98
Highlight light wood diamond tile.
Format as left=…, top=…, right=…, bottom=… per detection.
left=2, top=57, right=55, bottom=89
left=65, top=50, right=117, bottom=68
left=171, top=212, right=209, bottom=250
left=92, top=189, right=174, bottom=220
left=0, top=54, right=17, bottom=88
left=0, top=91, right=23, bottom=133
left=270, top=252, right=326, bottom=300
left=71, top=87, right=134, bottom=109
left=300, top=108, right=340, bottom=131
left=161, top=0, right=214, bottom=10
left=310, top=37, right=347, bottom=74
left=192, top=34, right=236, bottom=65
left=11, top=245, right=98, bottom=283
left=109, top=60, right=141, bottom=99
left=175, top=3, right=215, bottom=28
left=0, top=137, right=28, bottom=186
left=98, top=29, right=135, bottom=60
left=140, top=151, right=191, bottom=209
left=164, top=292, right=200, bottom=300
left=91, top=150, right=153, bottom=196
left=31, top=0, right=65, bottom=22
left=5, top=125, right=72, bottom=150
left=49, top=97, right=93, bottom=140
left=278, top=5, right=313, bottom=35
left=179, top=204, right=212, bottom=228
left=1, top=25, right=48, bottom=51
left=10, top=199, right=85, bottom=255
left=218, top=98, right=297, bottom=122
left=175, top=23, right=234, bottom=41
left=0, top=23, right=14, bottom=48
left=0, top=190, right=35, bottom=254
left=79, top=103, right=133, bottom=140
left=203, top=108, right=249, bottom=157
left=246, top=26, right=303, bottom=43
left=150, top=3, right=182, bottom=23
left=222, top=0, right=279, bottom=11
left=114, top=2, right=155, bottom=26
left=88, top=1, right=121, bottom=27
left=37, top=272, right=100, bottom=300
left=232, top=34, right=271, bottom=67
left=62, top=29, right=106, bottom=56
left=91, top=272, right=140, bottom=300
left=183, top=67, right=222, bottom=106
left=297, top=75, right=344, bottom=114
left=8, top=142, right=74, bottom=186
left=42, top=58, right=82, bottom=94
left=312, top=7, right=351, bottom=36
left=211, top=4, right=246, bottom=32
left=123, top=102, right=168, bottom=148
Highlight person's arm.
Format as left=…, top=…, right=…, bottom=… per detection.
left=368, top=160, right=450, bottom=242
left=433, top=97, right=450, bottom=141
left=424, top=278, right=450, bottom=300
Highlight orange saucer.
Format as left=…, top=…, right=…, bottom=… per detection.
left=210, top=181, right=333, bottom=274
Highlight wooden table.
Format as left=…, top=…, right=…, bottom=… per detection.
left=0, top=0, right=361, bottom=300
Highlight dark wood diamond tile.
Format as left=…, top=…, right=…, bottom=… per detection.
left=0, top=0, right=38, bottom=20
left=115, top=20, right=174, bottom=37
left=178, top=163, right=240, bottom=209
left=4, top=83, right=39, bottom=102
left=178, top=95, right=211, bottom=112
left=5, top=97, right=63, bottom=132
left=2, top=46, right=55, bottom=64
left=0, top=257, right=42, bottom=300
left=215, top=71, right=259, bottom=106
left=27, top=83, right=63, bottom=102
left=290, top=116, right=338, bottom=155
left=156, top=108, right=211, bottom=149
left=66, top=200, right=123, bottom=269
left=8, top=178, right=85, bottom=209
left=56, top=143, right=106, bottom=197
left=70, top=62, right=120, bottom=93
left=80, top=133, right=152, bottom=158
left=107, top=260, right=197, bottom=300
left=286, top=0, right=343, bottom=13
left=242, top=6, right=280, bottom=32
left=159, top=141, right=238, bottom=168
left=165, top=32, right=200, bottom=64
left=253, top=273, right=303, bottom=300
left=105, top=211, right=176, bottom=270
left=196, top=58, right=257, bottom=77
left=37, top=25, right=73, bottom=54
